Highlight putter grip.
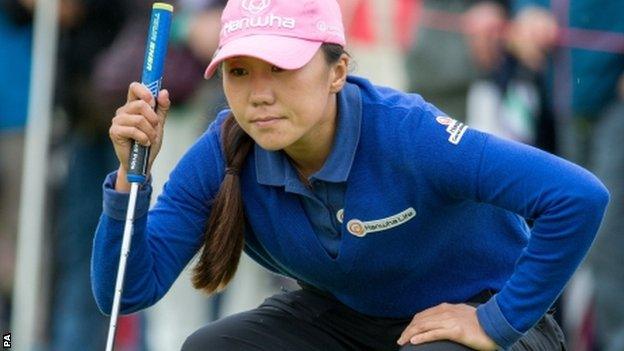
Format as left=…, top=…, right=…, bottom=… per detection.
left=127, top=3, right=173, bottom=183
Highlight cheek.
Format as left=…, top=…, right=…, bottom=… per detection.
left=223, top=86, right=243, bottom=110
left=223, top=76, right=249, bottom=106
left=282, top=79, right=328, bottom=114
left=289, top=90, right=328, bottom=125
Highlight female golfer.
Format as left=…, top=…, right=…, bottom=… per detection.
left=93, top=0, right=609, bottom=349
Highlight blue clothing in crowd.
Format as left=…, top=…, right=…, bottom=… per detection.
left=92, top=76, right=608, bottom=348
left=513, top=0, right=624, bottom=116
left=0, top=11, right=31, bottom=131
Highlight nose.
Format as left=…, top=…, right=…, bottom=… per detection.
left=249, top=70, right=276, bottom=107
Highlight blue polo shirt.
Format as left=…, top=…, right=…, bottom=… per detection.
left=93, top=76, right=609, bottom=349
left=254, top=86, right=361, bottom=258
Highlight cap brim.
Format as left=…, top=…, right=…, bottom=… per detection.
left=204, top=35, right=323, bottom=79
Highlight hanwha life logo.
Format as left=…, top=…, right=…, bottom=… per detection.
left=241, top=0, right=271, bottom=14
left=346, top=208, right=417, bottom=238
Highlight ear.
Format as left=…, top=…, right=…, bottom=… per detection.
left=329, top=54, right=350, bottom=94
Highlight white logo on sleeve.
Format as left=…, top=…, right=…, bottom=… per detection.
left=436, top=116, right=468, bottom=145
left=346, top=207, right=416, bottom=237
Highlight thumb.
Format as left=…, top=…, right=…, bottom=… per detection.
left=156, top=89, right=171, bottom=121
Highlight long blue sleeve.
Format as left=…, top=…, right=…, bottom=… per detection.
left=91, top=124, right=225, bottom=315
left=400, top=102, right=609, bottom=347
left=473, top=134, right=609, bottom=346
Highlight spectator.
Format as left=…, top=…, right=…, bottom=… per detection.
left=405, top=0, right=508, bottom=121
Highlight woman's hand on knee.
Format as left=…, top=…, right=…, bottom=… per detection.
left=396, top=303, right=498, bottom=350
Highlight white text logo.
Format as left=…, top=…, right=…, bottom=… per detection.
left=222, top=13, right=296, bottom=35
left=436, top=116, right=468, bottom=145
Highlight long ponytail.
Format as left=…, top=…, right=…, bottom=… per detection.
left=192, top=114, right=253, bottom=293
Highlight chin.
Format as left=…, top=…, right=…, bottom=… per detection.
left=253, top=137, right=291, bottom=151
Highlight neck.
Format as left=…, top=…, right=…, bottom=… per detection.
left=284, top=94, right=338, bottom=178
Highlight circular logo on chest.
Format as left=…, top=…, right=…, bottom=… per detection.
left=347, top=219, right=366, bottom=237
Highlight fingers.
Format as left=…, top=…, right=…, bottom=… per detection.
left=398, top=304, right=449, bottom=345
left=156, top=89, right=171, bottom=122
left=127, top=82, right=156, bottom=107
left=111, top=86, right=166, bottom=149
left=109, top=124, right=152, bottom=147
left=396, top=303, right=497, bottom=350
left=407, top=328, right=459, bottom=345
left=410, top=302, right=450, bottom=322
left=398, top=304, right=451, bottom=344
left=121, top=88, right=171, bottom=128
left=111, top=113, right=158, bottom=146
left=398, top=319, right=454, bottom=345
left=117, top=99, right=160, bottom=126
left=126, top=82, right=170, bottom=116
left=110, top=84, right=170, bottom=173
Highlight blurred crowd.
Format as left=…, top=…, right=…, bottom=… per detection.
left=0, top=0, right=622, bottom=350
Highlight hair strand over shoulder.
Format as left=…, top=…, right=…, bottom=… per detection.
left=192, top=114, right=253, bottom=293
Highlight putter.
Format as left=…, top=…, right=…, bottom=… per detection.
left=105, top=3, right=173, bottom=351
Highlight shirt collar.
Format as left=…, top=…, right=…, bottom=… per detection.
left=255, top=79, right=362, bottom=187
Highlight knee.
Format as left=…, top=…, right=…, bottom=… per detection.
left=181, top=325, right=229, bottom=351
left=180, top=329, right=204, bottom=351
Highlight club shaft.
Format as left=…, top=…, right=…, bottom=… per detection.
left=105, top=182, right=140, bottom=351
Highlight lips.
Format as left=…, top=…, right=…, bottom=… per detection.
left=250, top=116, right=285, bottom=127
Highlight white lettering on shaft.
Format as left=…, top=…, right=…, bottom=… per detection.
left=146, top=13, right=160, bottom=72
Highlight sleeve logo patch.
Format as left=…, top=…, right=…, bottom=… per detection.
left=436, top=116, right=468, bottom=145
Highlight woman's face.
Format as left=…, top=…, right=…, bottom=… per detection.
left=222, top=49, right=344, bottom=153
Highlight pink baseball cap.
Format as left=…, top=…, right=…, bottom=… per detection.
left=204, top=0, right=346, bottom=79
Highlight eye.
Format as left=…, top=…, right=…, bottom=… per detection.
left=271, top=65, right=284, bottom=73
left=229, top=68, right=248, bottom=76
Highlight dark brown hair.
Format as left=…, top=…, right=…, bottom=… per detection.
left=191, top=43, right=346, bottom=293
